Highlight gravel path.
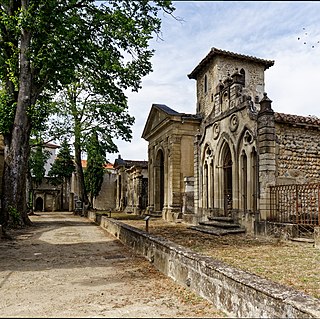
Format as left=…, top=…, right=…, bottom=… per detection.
left=0, top=211, right=226, bottom=318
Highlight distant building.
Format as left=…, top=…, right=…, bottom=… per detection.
left=32, top=143, right=62, bottom=212
left=113, top=155, right=148, bottom=215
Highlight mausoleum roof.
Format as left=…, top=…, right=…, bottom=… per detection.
left=188, top=47, right=274, bottom=79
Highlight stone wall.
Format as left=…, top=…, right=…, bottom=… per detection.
left=93, top=170, right=116, bottom=211
left=276, top=123, right=320, bottom=184
left=88, top=211, right=320, bottom=318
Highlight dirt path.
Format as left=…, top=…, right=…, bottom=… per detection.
left=0, top=211, right=225, bottom=318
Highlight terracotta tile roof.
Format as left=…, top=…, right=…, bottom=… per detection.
left=81, top=159, right=114, bottom=169
left=275, top=112, right=320, bottom=127
left=188, top=47, right=274, bottom=79
left=104, top=162, right=114, bottom=169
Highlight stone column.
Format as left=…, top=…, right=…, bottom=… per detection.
left=169, top=135, right=182, bottom=213
left=193, top=133, right=201, bottom=215
left=257, top=93, right=276, bottom=220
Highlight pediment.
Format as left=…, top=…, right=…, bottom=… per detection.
left=141, top=104, right=180, bottom=140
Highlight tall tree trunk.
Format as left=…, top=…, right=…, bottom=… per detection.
left=74, top=134, right=89, bottom=208
left=1, top=9, right=32, bottom=228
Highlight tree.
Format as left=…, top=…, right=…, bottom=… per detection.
left=48, top=139, right=75, bottom=210
left=49, top=74, right=134, bottom=208
left=84, top=131, right=106, bottom=207
left=0, top=0, right=175, bottom=228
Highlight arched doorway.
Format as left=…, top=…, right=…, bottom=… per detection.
left=223, top=145, right=232, bottom=215
left=35, top=197, right=44, bottom=212
left=154, top=149, right=164, bottom=213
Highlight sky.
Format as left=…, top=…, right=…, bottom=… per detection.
left=107, top=1, right=320, bottom=163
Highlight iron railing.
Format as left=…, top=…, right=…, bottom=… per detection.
left=269, top=183, right=320, bottom=226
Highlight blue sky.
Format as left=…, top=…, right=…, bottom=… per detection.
left=108, top=1, right=320, bottom=163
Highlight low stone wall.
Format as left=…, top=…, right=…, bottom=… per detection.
left=87, top=212, right=320, bottom=318
left=315, top=227, right=320, bottom=249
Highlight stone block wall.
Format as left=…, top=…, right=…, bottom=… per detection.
left=276, top=123, right=320, bottom=184
left=87, top=211, right=320, bottom=318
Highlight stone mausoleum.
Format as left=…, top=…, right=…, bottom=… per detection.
left=142, top=47, right=320, bottom=236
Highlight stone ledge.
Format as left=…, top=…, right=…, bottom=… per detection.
left=87, top=211, right=320, bottom=318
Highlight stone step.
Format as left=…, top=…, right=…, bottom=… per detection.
left=290, top=237, right=315, bottom=244
left=145, top=211, right=162, bottom=218
left=199, top=220, right=241, bottom=228
left=208, top=216, right=234, bottom=223
left=188, top=225, right=246, bottom=236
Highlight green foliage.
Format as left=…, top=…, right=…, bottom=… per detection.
left=0, top=0, right=175, bottom=136
left=29, top=140, right=51, bottom=186
left=49, top=78, right=135, bottom=156
left=8, top=205, right=20, bottom=227
left=48, top=139, right=75, bottom=186
left=0, top=90, right=16, bottom=133
left=84, top=131, right=106, bottom=201
left=0, top=0, right=175, bottom=226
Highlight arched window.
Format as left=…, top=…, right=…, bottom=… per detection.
left=204, top=163, right=209, bottom=208
left=240, top=68, right=245, bottom=86
left=204, top=74, right=208, bottom=93
left=223, top=145, right=232, bottom=213
left=221, top=91, right=229, bottom=112
left=251, top=148, right=258, bottom=212
left=241, top=151, right=248, bottom=211
left=210, top=160, right=214, bottom=208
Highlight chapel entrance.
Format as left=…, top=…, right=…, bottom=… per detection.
left=223, top=146, right=232, bottom=215
left=35, top=197, right=44, bottom=212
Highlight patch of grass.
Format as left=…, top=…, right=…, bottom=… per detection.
left=120, top=218, right=320, bottom=299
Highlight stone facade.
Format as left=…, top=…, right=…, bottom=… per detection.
left=275, top=113, right=320, bottom=184
left=113, top=156, right=148, bottom=215
left=142, top=104, right=201, bottom=221
left=143, top=47, right=320, bottom=234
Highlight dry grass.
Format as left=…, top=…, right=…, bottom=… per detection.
left=103, top=211, right=320, bottom=300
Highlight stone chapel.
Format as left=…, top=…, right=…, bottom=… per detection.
left=142, top=47, right=320, bottom=236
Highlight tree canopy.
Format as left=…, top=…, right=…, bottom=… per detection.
left=0, top=0, right=175, bottom=227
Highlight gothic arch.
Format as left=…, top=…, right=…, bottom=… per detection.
left=240, top=68, right=246, bottom=85
left=212, top=137, right=234, bottom=215
left=251, top=146, right=259, bottom=212
left=201, top=142, right=213, bottom=162
left=237, top=128, right=258, bottom=213
left=201, top=143, right=215, bottom=209
left=222, top=143, right=233, bottom=214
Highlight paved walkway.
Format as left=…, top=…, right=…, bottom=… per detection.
left=0, top=211, right=225, bottom=318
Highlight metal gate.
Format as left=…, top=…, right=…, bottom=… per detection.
left=269, top=183, right=320, bottom=226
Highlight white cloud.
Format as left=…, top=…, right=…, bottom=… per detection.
left=108, top=1, right=320, bottom=163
